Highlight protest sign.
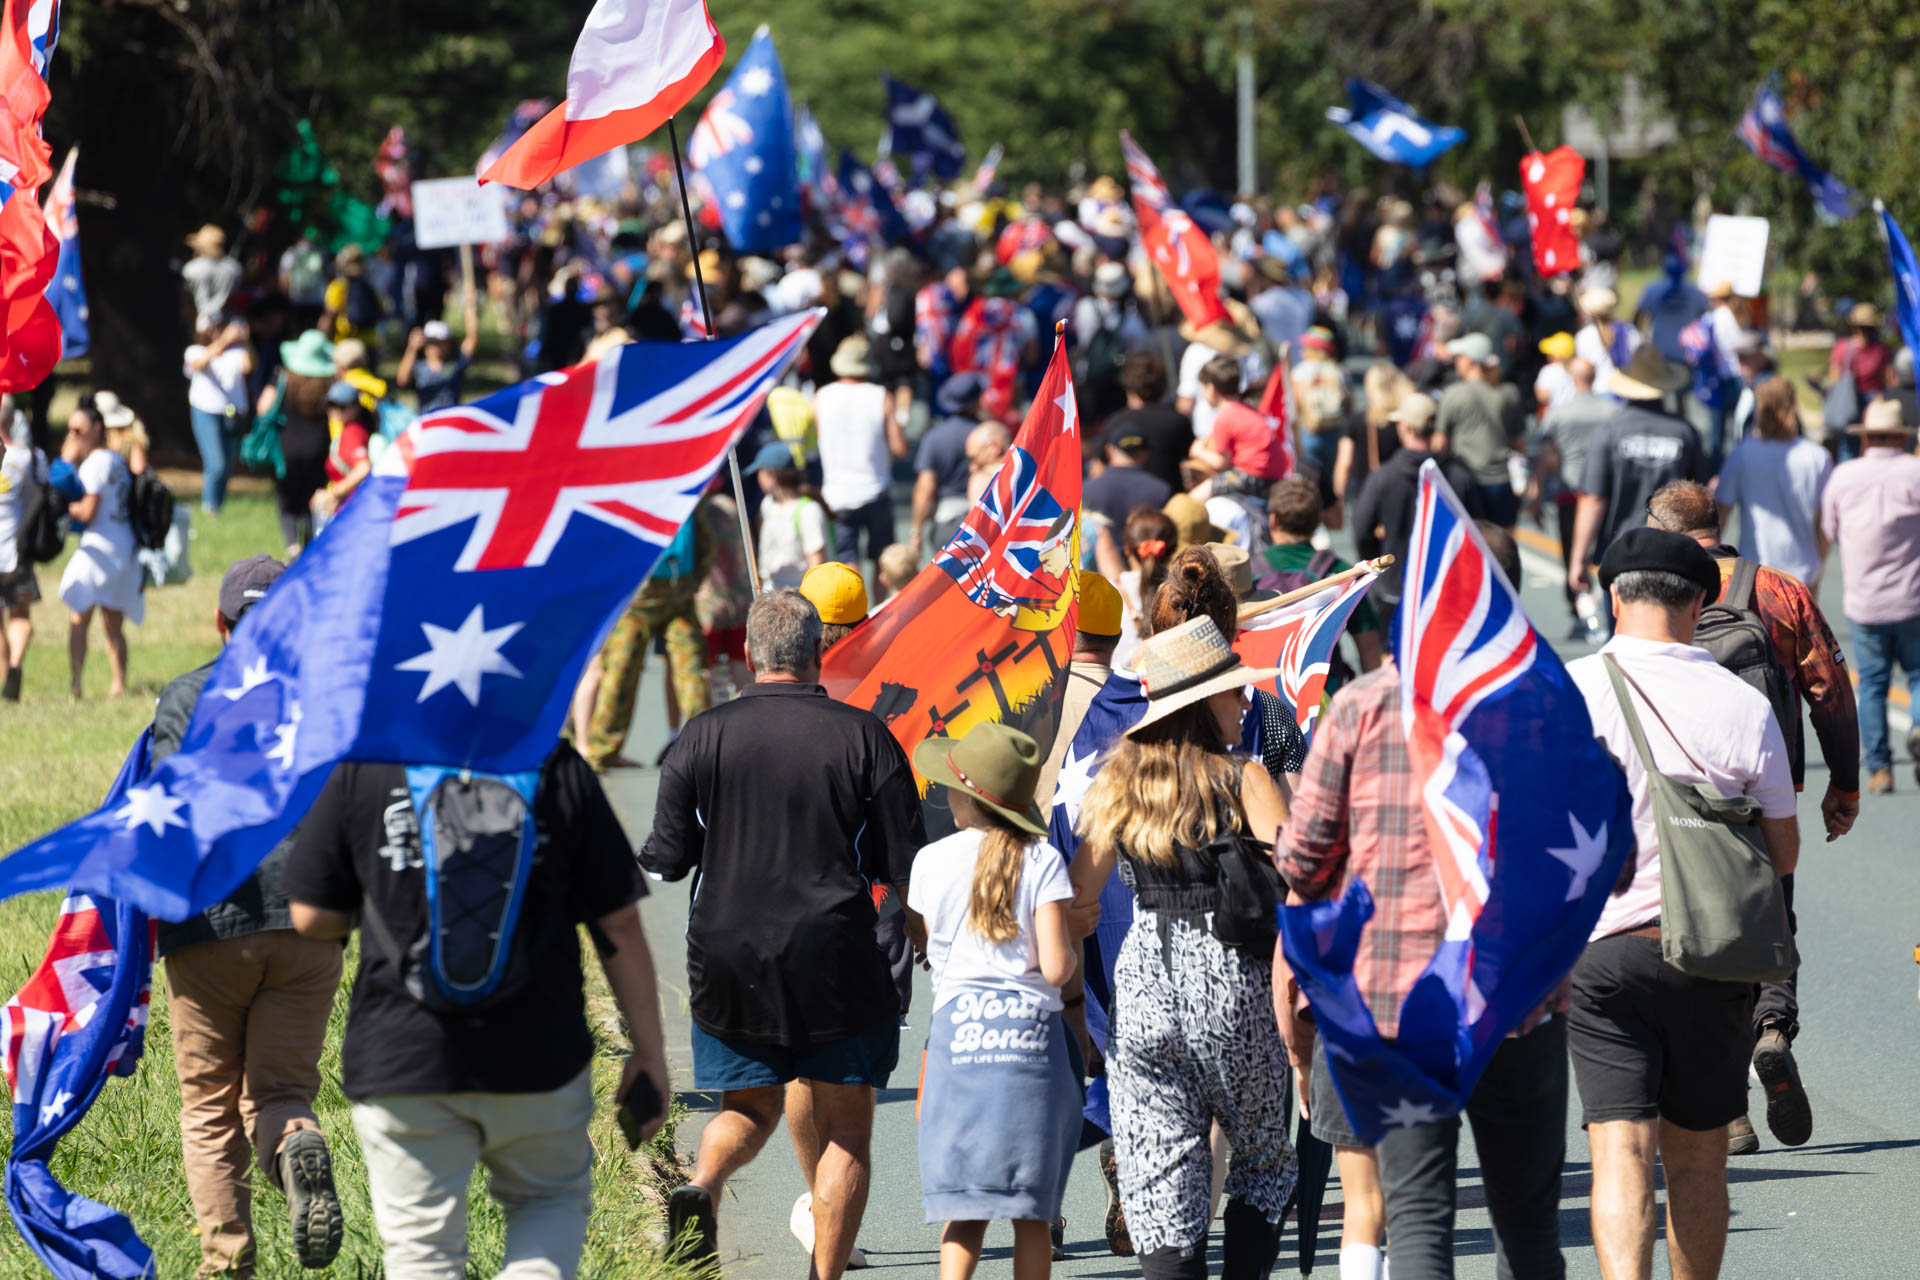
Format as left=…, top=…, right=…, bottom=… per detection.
left=1697, top=214, right=1769, bottom=298
left=411, top=177, right=511, bottom=250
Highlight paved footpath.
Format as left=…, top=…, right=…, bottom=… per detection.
left=601, top=516, right=1920, bottom=1279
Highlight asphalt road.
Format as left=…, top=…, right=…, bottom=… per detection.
left=602, top=511, right=1920, bottom=1280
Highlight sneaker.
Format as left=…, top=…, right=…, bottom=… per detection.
left=789, top=1190, right=868, bottom=1269
left=1051, top=1217, right=1067, bottom=1262
left=1099, top=1139, right=1134, bottom=1257
left=1727, top=1113, right=1760, bottom=1156
left=669, top=1184, right=718, bottom=1266
left=1753, top=1028, right=1813, bottom=1146
left=278, top=1129, right=342, bottom=1269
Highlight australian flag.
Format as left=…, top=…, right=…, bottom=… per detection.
left=882, top=75, right=965, bottom=181
left=793, top=102, right=828, bottom=200
left=688, top=25, right=802, bottom=253
left=2, top=732, right=157, bottom=1280
left=1279, top=460, right=1634, bottom=1146
left=0, top=314, right=821, bottom=918
left=1877, top=200, right=1920, bottom=359
left=829, top=149, right=909, bottom=265
left=40, top=145, right=84, bottom=359
left=1326, top=79, right=1464, bottom=169
left=1737, top=74, right=1857, bottom=219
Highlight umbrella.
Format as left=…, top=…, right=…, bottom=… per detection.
left=1289, top=1116, right=1335, bottom=1273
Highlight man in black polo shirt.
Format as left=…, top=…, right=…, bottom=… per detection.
left=1083, top=423, right=1173, bottom=533
left=643, top=589, right=924, bottom=1280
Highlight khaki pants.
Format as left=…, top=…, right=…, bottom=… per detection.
left=351, top=1067, right=595, bottom=1280
left=164, top=929, right=343, bottom=1278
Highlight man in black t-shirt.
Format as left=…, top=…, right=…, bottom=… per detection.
left=1084, top=424, right=1174, bottom=533
left=1100, top=349, right=1193, bottom=490
left=643, top=589, right=924, bottom=1280
left=284, top=744, right=666, bottom=1279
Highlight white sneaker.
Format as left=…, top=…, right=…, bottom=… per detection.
left=790, top=1191, right=869, bottom=1268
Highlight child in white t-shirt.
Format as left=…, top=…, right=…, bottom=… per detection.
left=749, top=441, right=828, bottom=591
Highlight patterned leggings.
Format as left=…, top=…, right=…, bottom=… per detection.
left=586, top=580, right=709, bottom=769
left=1108, top=909, right=1298, bottom=1256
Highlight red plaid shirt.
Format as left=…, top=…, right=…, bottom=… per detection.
left=1277, top=663, right=1446, bottom=1041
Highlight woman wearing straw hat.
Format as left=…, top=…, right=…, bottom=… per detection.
left=1070, top=614, right=1296, bottom=1280
left=1573, top=285, right=1641, bottom=395
left=909, top=722, right=1085, bottom=1280
left=1825, top=299, right=1893, bottom=404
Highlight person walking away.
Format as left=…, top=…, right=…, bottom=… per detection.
left=1819, top=398, right=1920, bottom=794
left=1564, top=529, right=1799, bottom=1280
left=1256, top=477, right=1383, bottom=684
left=1535, top=332, right=1579, bottom=413
left=910, top=372, right=988, bottom=562
left=1632, top=251, right=1710, bottom=369
left=1351, top=393, right=1483, bottom=617
left=1536, top=357, right=1620, bottom=634
left=286, top=738, right=669, bottom=1279
left=396, top=290, right=482, bottom=414
left=159, top=556, right=345, bottom=1276
left=1436, top=333, right=1524, bottom=526
left=1703, top=282, right=1748, bottom=461
left=321, top=244, right=383, bottom=347
left=183, top=224, right=243, bottom=330
left=1573, top=287, right=1641, bottom=396
left=0, top=405, right=44, bottom=700
left=184, top=315, right=255, bottom=516
left=910, top=723, right=1085, bottom=1280
left=1289, top=327, right=1350, bottom=479
left=816, top=336, right=908, bottom=573
left=1331, top=363, right=1410, bottom=518
left=260, top=331, right=337, bottom=555
left=1035, top=571, right=1124, bottom=803
left=642, top=591, right=925, bottom=1277
left=1107, top=506, right=1180, bottom=671
left=1714, top=379, right=1832, bottom=587
left=748, top=440, right=831, bottom=590
left=1105, top=351, right=1193, bottom=492
left=279, top=229, right=328, bottom=334
left=1070, top=613, right=1297, bottom=1280
left=1824, top=301, right=1892, bottom=404
left=1281, top=530, right=1565, bottom=1280
left=56, top=402, right=139, bottom=698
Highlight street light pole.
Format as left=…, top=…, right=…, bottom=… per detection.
left=1236, top=9, right=1256, bottom=195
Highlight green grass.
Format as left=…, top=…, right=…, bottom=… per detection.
left=0, top=478, right=689, bottom=1278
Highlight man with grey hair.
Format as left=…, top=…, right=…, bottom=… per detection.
left=643, top=589, right=925, bottom=1278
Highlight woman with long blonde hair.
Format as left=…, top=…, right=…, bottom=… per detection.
left=1716, top=375, right=1833, bottom=586
left=1332, top=362, right=1410, bottom=512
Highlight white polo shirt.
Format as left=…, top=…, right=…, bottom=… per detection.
left=1567, top=634, right=1796, bottom=942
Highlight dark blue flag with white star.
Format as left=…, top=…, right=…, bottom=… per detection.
left=882, top=75, right=965, bottom=181
left=0, top=314, right=821, bottom=919
left=688, top=25, right=802, bottom=253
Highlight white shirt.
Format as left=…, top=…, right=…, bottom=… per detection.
left=906, top=828, right=1074, bottom=1012
left=1567, top=635, right=1796, bottom=942
left=814, top=380, right=893, bottom=512
left=1534, top=362, right=1575, bottom=412
left=757, top=495, right=829, bottom=591
left=1709, top=303, right=1743, bottom=372
left=1574, top=321, right=1642, bottom=393
left=0, top=442, right=34, bottom=574
left=184, top=344, right=251, bottom=415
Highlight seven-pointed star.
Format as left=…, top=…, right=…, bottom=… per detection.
left=266, top=703, right=303, bottom=771
left=116, top=783, right=188, bottom=837
left=39, top=1088, right=74, bottom=1125
left=1546, top=812, right=1610, bottom=903
left=223, top=654, right=275, bottom=701
left=395, top=606, right=524, bottom=705
left=1378, top=1097, right=1442, bottom=1129
left=739, top=65, right=774, bottom=98
left=1053, top=743, right=1099, bottom=831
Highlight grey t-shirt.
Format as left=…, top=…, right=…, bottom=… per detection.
left=182, top=255, right=243, bottom=325
left=1540, top=392, right=1618, bottom=493
left=1438, top=380, right=1518, bottom=485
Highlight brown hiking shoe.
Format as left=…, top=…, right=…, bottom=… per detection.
left=1727, top=1114, right=1760, bottom=1156
left=1868, top=768, right=1894, bottom=795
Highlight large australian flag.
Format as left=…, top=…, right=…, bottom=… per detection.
left=0, top=313, right=821, bottom=918
left=688, top=25, right=802, bottom=253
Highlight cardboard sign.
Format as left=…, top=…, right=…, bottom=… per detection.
left=411, top=177, right=510, bottom=250
left=1696, top=215, right=1770, bottom=299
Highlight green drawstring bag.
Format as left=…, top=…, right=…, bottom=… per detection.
left=240, top=372, right=287, bottom=478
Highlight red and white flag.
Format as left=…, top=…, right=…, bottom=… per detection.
left=1119, top=130, right=1227, bottom=332
left=1520, top=146, right=1585, bottom=279
left=1254, top=357, right=1297, bottom=481
left=480, top=0, right=725, bottom=189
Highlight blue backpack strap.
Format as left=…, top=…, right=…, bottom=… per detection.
left=405, top=765, right=542, bottom=1007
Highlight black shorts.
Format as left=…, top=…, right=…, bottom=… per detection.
left=1567, top=932, right=1753, bottom=1131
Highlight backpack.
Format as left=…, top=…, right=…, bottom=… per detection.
left=17, top=460, right=65, bottom=564
left=1694, top=557, right=1803, bottom=783
left=344, top=276, right=384, bottom=331
left=1074, top=311, right=1128, bottom=426
left=360, top=762, right=552, bottom=1013
left=128, top=471, right=176, bottom=552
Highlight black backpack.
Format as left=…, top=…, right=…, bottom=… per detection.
left=17, top=462, right=65, bottom=563
left=128, top=471, right=176, bottom=551
left=1695, top=557, right=1804, bottom=783
left=1074, top=312, right=1129, bottom=427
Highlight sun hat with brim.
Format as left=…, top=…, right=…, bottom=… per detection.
left=1579, top=286, right=1618, bottom=317
left=1126, top=615, right=1280, bottom=737
left=1163, top=493, right=1230, bottom=548
left=280, top=329, right=336, bottom=379
left=1848, top=301, right=1882, bottom=328
left=1203, top=541, right=1281, bottom=612
left=1847, top=397, right=1916, bottom=436
left=1705, top=279, right=1735, bottom=301
left=1609, top=346, right=1688, bottom=401
left=92, top=391, right=138, bottom=431
left=913, top=722, right=1048, bottom=835
left=830, top=334, right=876, bottom=379
left=1538, top=332, right=1575, bottom=360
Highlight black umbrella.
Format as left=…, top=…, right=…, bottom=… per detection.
left=1290, top=1117, right=1335, bottom=1273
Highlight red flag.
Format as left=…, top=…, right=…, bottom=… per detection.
left=824, top=332, right=1082, bottom=833
left=1254, top=359, right=1297, bottom=481
left=1521, top=146, right=1585, bottom=279
left=0, top=0, right=59, bottom=392
left=480, top=0, right=725, bottom=189
left=1233, top=569, right=1378, bottom=741
left=1119, top=130, right=1227, bottom=332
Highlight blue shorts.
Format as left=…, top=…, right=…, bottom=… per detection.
left=691, top=1022, right=900, bottom=1092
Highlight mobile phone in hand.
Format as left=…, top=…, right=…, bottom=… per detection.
left=616, top=1071, right=665, bottom=1150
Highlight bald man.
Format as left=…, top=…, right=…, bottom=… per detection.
left=1537, top=356, right=1618, bottom=623
left=964, top=422, right=1012, bottom=504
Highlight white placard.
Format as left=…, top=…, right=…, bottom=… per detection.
left=411, top=177, right=511, bottom=250
left=1696, top=214, right=1770, bottom=299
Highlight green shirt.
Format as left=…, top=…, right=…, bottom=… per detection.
left=1261, top=542, right=1381, bottom=635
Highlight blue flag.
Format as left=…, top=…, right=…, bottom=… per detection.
left=41, top=147, right=86, bottom=360
left=688, top=26, right=802, bottom=254
left=882, top=75, right=965, bottom=181
left=1737, top=74, right=1857, bottom=219
left=1326, top=79, right=1464, bottom=169
left=0, top=316, right=821, bottom=917
left=829, top=150, right=910, bottom=265
left=1877, top=200, right=1920, bottom=358
left=1280, top=462, right=1634, bottom=1147
left=3, top=732, right=157, bottom=1280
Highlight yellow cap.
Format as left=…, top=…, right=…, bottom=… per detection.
left=1538, top=332, right=1575, bottom=360
left=1078, top=570, right=1123, bottom=638
left=800, top=562, right=870, bottom=625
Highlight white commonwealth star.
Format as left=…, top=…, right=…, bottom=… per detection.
left=115, top=784, right=188, bottom=837
left=726, top=190, right=747, bottom=210
left=1378, top=1097, right=1442, bottom=1129
left=222, top=654, right=275, bottom=701
left=744, top=155, right=764, bottom=175
left=1053, top=743, right=1100, bottom=830
left=266, top=703, right=302, bottom=771
left=1546, top=811, right=1610, bottom=903
left=395, top=606, right=523, bottom=705
left=39, top=1088, right=73, bottom=1124
left=739, top=65, right=774, bottom=98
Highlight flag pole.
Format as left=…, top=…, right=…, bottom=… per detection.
left=666, top=112, right=764, bottom=597
left=1237, top=555, right=1393, bottom=622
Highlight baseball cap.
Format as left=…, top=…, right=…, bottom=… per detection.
left=801, top=562, right=870, bottom=625
left=422, top=320, right=452, bottom=343
left=1078, top=571, right=1123, bottom=639
left=325, top=380, right=360, bottom=407
left=1537, top=332, right=1575, bottom=360
left=219, top=554, right=286, bottom=623
left=1387, top=392, right=1439, bottom=433
left=1445, top=333, right=1495, bottom=364
left=1596, top=527, right=1720, bottom=599
left=1104, top=422, right=1148, bottom=454
left=744, top=439, right=801, bottom=474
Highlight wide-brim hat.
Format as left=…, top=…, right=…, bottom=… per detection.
left=1203, top=540, right=1281, bottom=613
left=92, top=390, right=138, bottom=431
left=1849, top=301, right=1882, bottom=327
left=1847, top=396, right=1917, bottom=435
left=1126, top=615, right=1280, bottom=737
left=1180, top=298, right=1260, bottom=357
left=1705, top=279, right=1735, bottom=301
left=1164, top=493, right=1230, bottom=548
left=1578, top=286, right=1618, bottom=317
left=1609, top=345, right=1688, bottom=400
left=913, top=722, right=1048, bottom=835
left=279, top=329, right=337, bottom=379
left=830, top=334, right=875, bottom=379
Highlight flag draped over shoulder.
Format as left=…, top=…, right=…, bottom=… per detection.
left=2, top=732, right=158, bottom=1280
left=1520, top=146, right=1585, bottom=279
left=1279, top=461, right=1634, bottom=1146
left=824, top=333, right=1082, bottom=836
left=1118, top=130, right=1226, bottom=333
left=0, top=0, right=62, bottom=391
left=480, top=0, right=724, bottom=189
left=0, top=315, right=821, bottom=918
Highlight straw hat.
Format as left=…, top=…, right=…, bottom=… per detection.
left=1578, top=286, right=1618, bottom=318
left=912, top=722, right=1048, bottom=834
left=1086, top=175, right=1123, bottom=204
left=830, top=335, right=875, bottom=379
left=1163, top=493, right=1230, bottom=548
left=1180, top=298, right=1260, bottom=357
left=1203, top=541, right=1282, bottom=614
left=1609, top=346, right=1689, bottom=401
left=1125, top=615, right=1280, bottom=737
left=1848, top=301, right=1882, bottom=328
left=1847, top=397, right=1916, bottom=436
left=185, top=224, right=227, bottom=254
left=1078, top=570, right=1124, bottom=639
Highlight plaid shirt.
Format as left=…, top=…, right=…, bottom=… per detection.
left=1277, top=663, right=1445, bottom=1041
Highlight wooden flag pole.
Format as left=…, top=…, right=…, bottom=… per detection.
left=1235, top=555, right=1393, bottom=623
left=1514, top=114, right=1539, bottom=156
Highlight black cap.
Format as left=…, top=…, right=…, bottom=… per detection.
left=1597, top=527, right=1720, bottom=600
left=1104, top=424, right=1148, bottom=454
left=219, top=554, right=286, bottom=623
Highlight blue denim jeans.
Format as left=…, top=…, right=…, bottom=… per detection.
left=1850, top=614, right=1920, bottom=770
left=831, top=493, right=895, bottom=567
left=190, top=406, right=236, bottom=514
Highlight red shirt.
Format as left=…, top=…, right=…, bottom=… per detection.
left=1208, top=399, right=1287, bottom=479
left=326, top=422, right=370, bottom=486
left=1835, top=336, right=1892, bottom=396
